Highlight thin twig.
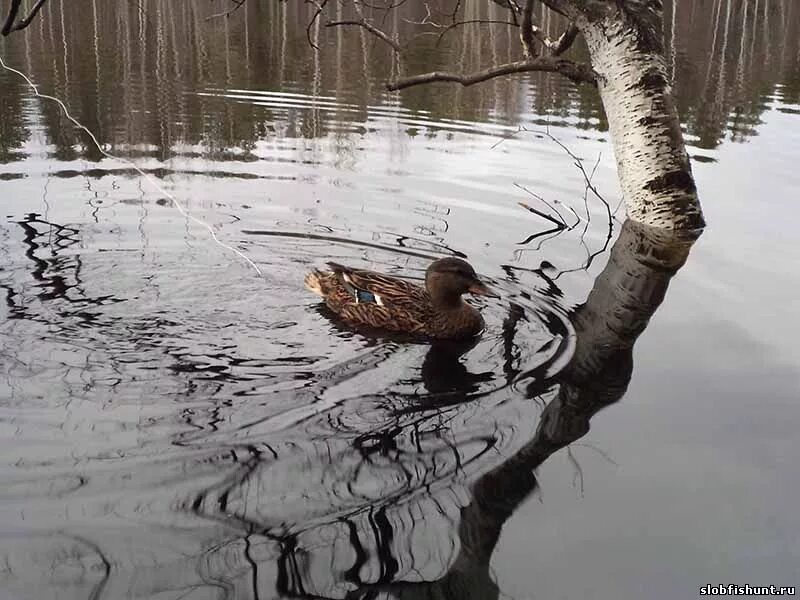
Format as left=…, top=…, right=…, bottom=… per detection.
left=560, top=201, right=582, bottom=228
left=515, top=225, right=564, bottom=249
left=571, top=442, right=619, bottom=466
left=358, top=0, right=410, bottom=9
left=515, top=183, right=567, bottom=227
left=543, top=128, right=612, bottom=226
left=449, top=0, right=462, bottom=24
left=326, top=19, right=401, bottom=53
left=553, top=228, right=613, bottom=278
left=206, top=0, right=246, bottom=21
left=490, top=125, right=525, bottom=149
left=567, top=446, right=585, bottom=497
left=542, top=129, right=615, bottom=273
left=402, top=2, right=438, bottom=26
left=306, top=0, right=329, bottom=50
left=490, top=123, right=616, bottom=275
left=580, top=152, right=602, bottom=239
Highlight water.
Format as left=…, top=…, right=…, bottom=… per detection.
left=0, top=1, right=799, bottom=599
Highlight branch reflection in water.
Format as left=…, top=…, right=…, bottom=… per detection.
left=116, top=218, right=694, bottom=600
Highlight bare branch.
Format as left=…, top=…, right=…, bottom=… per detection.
left=552, top=23, right=579, bottom=55
left=490, top=0, right=521, bottom=15
left=387, top=58, right=596, bottom=91
left=206, top=0, right=246, bottom=22
left=547, top=133, right=609, bottom=207
left=491, top=124, right=614, bottom=271
left=1, top=0, right=48, bottom=36
left=306, top=0, right=329, bottom=50
left=326, top=19, right=401, bottom=53
left=1, top=0, right=22, bottom=36
left=520, top=1, right=579, bottom=58
left=515, top=185, right=568, bottom=228
left=14, top=0, right=47, bottom=31
left=357, top=0, right=411, bottom=9
left=529, top=22, right=580, bottom=56
left=542, top=128, right=612, bottom=237
left=489, top=125, right=525, bottom=149
left=402, top=2, right=439, bottom=27
left=520, top=0, right=536, bottom=58
left=517, top=223, right=566, bottom=246
left=448, top=0, right=463, bottom=24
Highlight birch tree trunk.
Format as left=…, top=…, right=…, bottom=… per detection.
left=387, top=0, right=707, bottom=230
left=349, top=218, right=699, bottom=599
left=571, top=2, right=706, bottom=229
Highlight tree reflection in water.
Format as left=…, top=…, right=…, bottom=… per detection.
left=0, top=1, right=793, bottom=596
left=145, top=219, right=696, bottom=600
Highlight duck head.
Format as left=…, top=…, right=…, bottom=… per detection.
left=425, top=257, right=497, bottom=308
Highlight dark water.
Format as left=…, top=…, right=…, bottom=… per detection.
left=1, top=1, right=799, bottom=599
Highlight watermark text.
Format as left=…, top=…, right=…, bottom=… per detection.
left=700, top=584, right=795, bottom=596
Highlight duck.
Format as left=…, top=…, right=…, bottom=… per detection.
left=304, top=257, right=496, bottom=340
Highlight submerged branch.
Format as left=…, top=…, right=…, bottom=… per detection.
left=387, top=58, right=596, bottom=91
left=326, top=19, right=401, bottom=53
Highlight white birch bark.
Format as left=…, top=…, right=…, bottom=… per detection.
left=577, top=13, right=706, bottom=229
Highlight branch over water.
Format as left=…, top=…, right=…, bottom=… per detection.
left=387, top=58, right=597, bottom=91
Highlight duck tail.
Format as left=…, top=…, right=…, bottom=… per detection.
left=304, top=270, right=328, bottom=297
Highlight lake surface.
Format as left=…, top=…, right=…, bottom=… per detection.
left=1, top=1, right=799, bottom=599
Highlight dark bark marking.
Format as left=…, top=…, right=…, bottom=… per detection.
left=639, top=70, right=667, bottom=90
left=637, top=115, right=663, bottom=127
left=582, top=0, right=664, bottom=54
left=644, top=170, right=697, bottom=195
left=627, top=69, right=667, bottom=92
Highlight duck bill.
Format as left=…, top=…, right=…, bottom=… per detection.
left=468, top=281, right=499, bottom=298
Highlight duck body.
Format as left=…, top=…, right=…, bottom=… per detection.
left=305, top=258, right=493, bottom=340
